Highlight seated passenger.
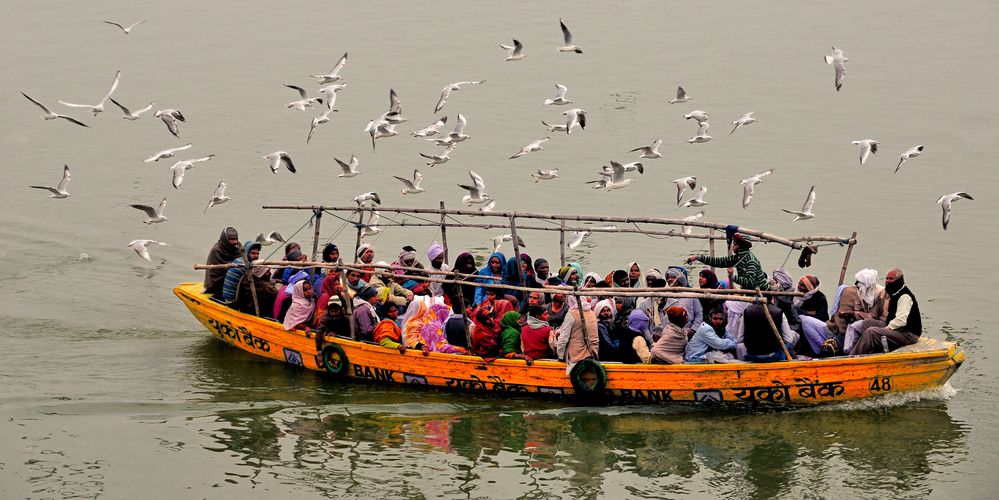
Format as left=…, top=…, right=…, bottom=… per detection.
left=282, top=280, right=316, bottom=334
left=316, top=295, right=350, bottom=350
left=373, top=306, right=407, bottom=353
left=626, top=261, right=642, bottom=287
left=352, top=285, right=380, bottom=342
left=343, top=268, right=367, bottom=299
left=312, top=269, right=344, bottom=327
left=534, top=258, right=551, bottom=283
left=474, top=251, right=506, bottom=305
left=741, top=296, right=798, bottom=362
left=368, top=261, right=413, bottom=313
left=221, top=240, right=255, bottom=304
left=618, top=309, right=653, bottom=364
left=661, top=266, right=703, bottom=330
left=443, top=252, right=480, bottom=308
left=424, top=242, right=449, bottom=298
left=843, top=268, right=888, bottom=353
left=204, top=226, right=242, bottom=297
left=276, top=244, right=302, bottom=284
left=650, top=306, right=689, bottom=364
left=355, top=243, right=376, bottom=282
left=794, top=275, right=828, bottom=321
left=443, top=301, right=470, bottom=349
left=499, top=311, right=533, bottom=363
left=593, top=299, right=619, bottom=360
left=582, top=272, right=602, bottom=289
left=545, top=291, right=569, bottom=329
left=851, top=269, right=921, bottom=355
left=685, top=307, right=738, bottom=363
left=697, top=268, right=724, bottom=314
left=554, top=296, right=599, bottom=374
left=223, top=241, right=278, bottom=315
left=771, top=268, right=802, bottom=335
left=471, top=299, right=508, bottom=358
left=273, top=270, right=308, bottom=322
left=520, top=305, right=555, bottom=360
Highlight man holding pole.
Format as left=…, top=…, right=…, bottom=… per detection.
left=686, top=233, right=770, bottom=291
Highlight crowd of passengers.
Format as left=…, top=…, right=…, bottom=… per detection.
left=203, top=227, right=922, bottom=367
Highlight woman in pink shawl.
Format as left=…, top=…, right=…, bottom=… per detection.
left=283, top=280, right=316, bottom=333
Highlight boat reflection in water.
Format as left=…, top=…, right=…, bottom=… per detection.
left=191, top=339, right=968, bottom=498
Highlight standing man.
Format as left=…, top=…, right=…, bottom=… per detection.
left=686, top=233, right=770, bottom=291
left=851, top=269, right=921, bottom=354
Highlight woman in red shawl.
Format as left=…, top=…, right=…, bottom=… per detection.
left=470, top=290, right=514, bottom=358
left=313, top=270, right=344, bottom=327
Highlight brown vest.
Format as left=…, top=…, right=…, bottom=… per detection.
left=565, top=309, right=600, bottom=364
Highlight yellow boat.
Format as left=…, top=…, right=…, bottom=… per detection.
left=174, top=282, right=964, bottom=405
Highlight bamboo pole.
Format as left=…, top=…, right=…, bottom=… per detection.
left=708, top=229, right=716, bottom=259
left=309, top=208, right=323, bottom=280
left=454, top=278, right=473, bottom=349
left=263, top=205, right=856, bottom=249
left=353, top=211, right=364, bottom=263
left=559, top=220, right=566, bottom=267
left=757, top=289, right=793, bottom=361
left=439, top=201, right=449, bottom=263
left=339, top=258, right=356, bottom=341
left=838, top=231, right=858, bottom=286
left=509, top=215, right=526, bottom=290
left=246, top=268, right=261, bottom=317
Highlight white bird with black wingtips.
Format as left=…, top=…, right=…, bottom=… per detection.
left=307, top=108, right=336, bottom=143
left=458, top=171, right=491, bottom=206
left=354, top=192, right=381, bottom=207
left=205, top=182, right=230, bottom=213
left=563, top=108, right=586, bottom=134
left=852, top=139, right=879, bottom=165
left=510, top=137, right=550, bottom=159
left=782, top=186, right=816, bottom=221
left=394, top=170, right=425, bottom=195
left=21, top=92, right=88, bottom=127
left=59, top=70, right=120, bottom=116
left=684, top=110, right=709, bottom=122
left=108, top=97, right=153, bottom=120
left=130, top=197, right=168, bottom=224
left=30, top=164, right=72, bottom=198
left=421, top=142, right=457, bottom=167
left=285, top=84, right=323, bottom=111
left=673, top=176, right=697, bottom=206
left=435, top=80, right=485, bottom=114
left=532, top=169, right=559, bottom=183
left=567, top=230, right=590, bottom=250
left=264, top=151, right=296, bottom=174
left=103, top=20, right=146, bottom=34
left=680, top=212, right=704, bottom=240
left=669, top=86, right=692, bottom=104
left=682, top=186, right=708, bottom=208
left=128, top=239, right=168, bottom=261
left=334, top=154, right=360, bottom=178
left=171, top=155, right=214, bottom=189
left=740, top=169, right=774, bottom=209
left=937, top=192, right=974, bottom=231
left=311, top=53, right=348, bottom=85
left=558, top=19, right=582, bottom=53
left=145, top=144, right=192, bottom=163
left=154, top=109, right=185, bottom=137
left=687, top=121, right=713, bottom=143
left=895, top=145, right=924, bottom=174
left=255, top=231, right=285, bottom=246
left=824, top=47, right=848, bottom=92
left=500, top=39, right=525, bottom=61
left=730, top=112, right=757, bottom=135
left=545, top=83, right=572, bottom=105
left=629, top=139, right=662, bottom=159
left=412, top=116, right=447, bottom=137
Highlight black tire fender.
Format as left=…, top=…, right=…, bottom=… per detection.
left=321, top=343, right=349, bottom=376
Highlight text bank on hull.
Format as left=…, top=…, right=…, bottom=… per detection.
left=177, top=204, right=965, bottom=405
left=175, top=282, right=963, bottom=405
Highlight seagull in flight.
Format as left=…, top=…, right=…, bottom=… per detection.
left=687, top=121, right=713, bottom=143
left=740, top=169, right=774, bottom=208
left=673, top=176, right=697, bottom=206
left=394, top=169, right=425, bottom=195
left=684, top=110, right=709, bottom=122
left=171, top=155, right=214, bottom=189
left=334, top=154, right=361, bottom=177
left=782, top=186, right=816, bottom=221
left=311, top=52, right=348, bottom=84
left=730, top=112, right=757, bottom=135
left=824, top=47, right=848, bottom=92
left=435, top=80, right=486, bottom=114
left=629, top=139, right=662, bottom=159
left=563, top=108, right=586, bottom=134
left=154, top=109, right=185, bottom=137
left=307, top=108, right=337, bottom=143
left=59, top=70, right=120, bottom=116
left=500, top=39, right=525, bottom=61
left=601, top=162, right=643, bottom=175
left=145, top=143, right=192, bottom=163
left=492, top=234, right=527, bottom=253
left=680, top=212, right=704, bottom=240
left=558, top=19, right=582, bottom=53
left=109, top=97, right=153, bottom=120
left=361, top=211, right=382, bottom=238
left=205, top=182, right=230, bottom=213
left=668, top=86, right=693, bottom=104
left=21, top=92, right=88, bottom=127
left=30, top=164, right=72, bottom=198
left=130, top=197, right=168, bottom=224
left=264, top=151, right=296, bottom=174
left=510, top=137, right=550, bottom=159
left=682, top=186, right=709, bottom=208
left=128, top=240, right=168, bottom=262
left=532, top=169, right=559, bottom=183
left=433, top=113, right=469, bottom=145
left=103, top=20, right=146, bottom=34
left=587, top=161, right=633, bottom=191
left=895, top=145, right=924, bottom=174
left=937, top=192, right=974, bottom=231
left=285, top=84, right=323, bottom=111
left=544, top=84, right=572, bottom=105
left=480, top=200, right=497, bottom=213
left=567, top=230, right=590, bottom=250
left=318, top=83, right=346, bottom=111
left=354, top=192, right=381, bottom=207
left=412, top=116, right=447, bottom=137
left=364, top=119, right=398, bottom=151
left=255, top=231, right=285, bottom=246
left=421, top=142, right=457, bottom=166
left=852, top=139, right=879, bottom=165
left=541, top=119, right=568, bottom=132
left=458, top=170, right=491, bottom=206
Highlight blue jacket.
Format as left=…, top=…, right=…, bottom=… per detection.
left=684, top=321, right=737, bottom=363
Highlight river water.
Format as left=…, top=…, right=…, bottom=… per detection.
left=2, top=0, right=997, bottom=498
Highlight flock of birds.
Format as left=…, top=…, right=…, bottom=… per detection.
left=23, top=18, right=977, bottom=263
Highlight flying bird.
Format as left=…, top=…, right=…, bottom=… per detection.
left=255, top=231, right=285, bottom=246
left=145, top=143, right=192, bottom=163
left=311, top=52, right=348, bottom=84
left=264, top=151, right=296, bottom=174
left=895, top=145, right=924, bottom=174
left=30, top=164, right=72, bottom=198
left=59, top=70, right=120, bottom=115
left=480, top=200, right=497, bottom=213
left=602, top=162, right=643, bottom=175
left=103, top=20, right=146, bottom=34
left=544, top=83, right=572, bottom=105
left=434, top=113, right=469, bottom=145
left=852, top=139, right=879, bottom=165
left=130, top=197, right=168, bottom=224
left=412, top=116, right=447, bottom=137
left=435, top=80, right=485, bottom=114
left=458, top=170, right=491, bottom=205
left=154, top=109, right=185, bottom=137
left=510, top=137, right=550, bottom=159
left=492, top=234, right=527, bottom=253
left=108, top=97, right=153, bottom=120
left=170, top=155, right=214, bottom=189
left=669, top=86, right=692, bottom=104
left=532, top=169, right=559, bottom=183
left=354, top=192, right=381, bottom=207
left=361, top=211, right=382, bottom=238
left=730, top=112, right=757, bottom=135
left=307, top=108, right=337, bottom=143
left=205, top=182, right=230, bottom=213
left=128, top=240, right=168, bottom=262
left=394, top=169, right=425, bottom=195
left=587, top=161, right=633, bottom=191
left=687, top=121, right=713, bottom=143
left=566, top=230, right=590, bottom=250
left=420, top=142, right=457, bottom=166
left=21, top=92, right=88, bottom=127
left=824, top=47, right=848, bottom=92
left=364, top=119, right=398, bottom=151
left=541, top=119, right=568, bottom=132
left=629, top=139, right=662, bottom=159
left=285, top=84, right=323, bottom=111
left=500, top=39, right=525, bottom=61
left=558, top=19, right=583, bottom=53
left=684, top=110, right=709, bottom=122
left=937, top=192, right=974, bottom=231
left=332, top=154, right=361, bottom=178
left=782, top=186, right=816, bottom=221
left=680, top=212, right=704, bottom=240
left=682, top=186, right=709, bottom=208
left=740, top=169, right=774, bottom=209
left=563, top=108, right=586, bottom=134
left=673, top=176, right=697, bottom=206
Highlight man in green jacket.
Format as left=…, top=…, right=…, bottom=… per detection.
left=685, top=233, right=770, bottom=291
